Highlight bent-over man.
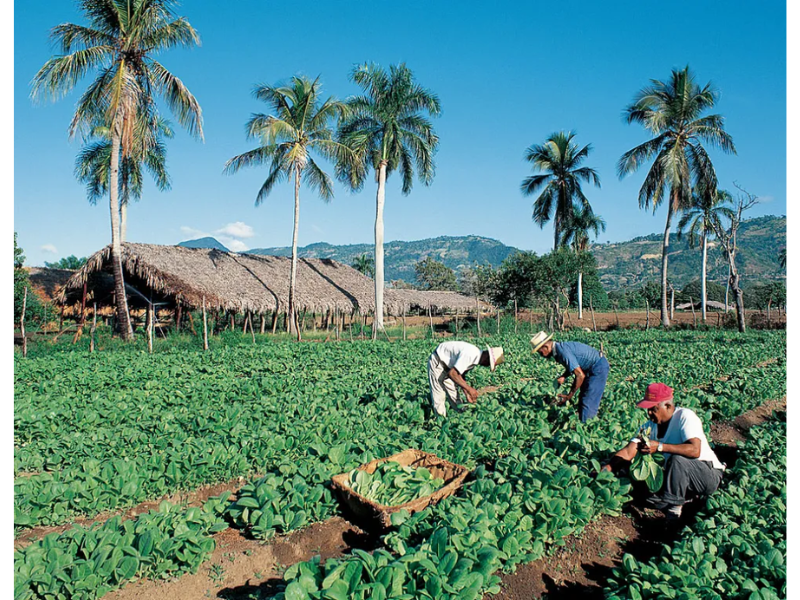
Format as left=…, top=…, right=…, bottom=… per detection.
left=530, top=331, right=609, bottom=422
left=428, top=341, right=504, bottom=417
left=601, top=382, right=725, bottom=520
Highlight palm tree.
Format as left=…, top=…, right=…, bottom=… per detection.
left=76, top=109, right=173, bottom=241
left=521, top=131, right=600, bottom=250
left=617, top=66, right=735, bottom=327
left=31, top=0, right=203, bottom=339
left=677, top=188, right=734, bottom=322
left=337, top=63, right=441, bottom=337
left=224, top=76, right=352, bottom=339
left=351, top=254, right=375, bottom=278
left=559, top=204, right=606, bottom=319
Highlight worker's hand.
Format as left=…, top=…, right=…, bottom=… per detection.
left=556, top=393, right=572, bottom=404
left=557, top=376, right=566, bottom=386
left=465, top=387, right=479, bottom=404
left=638, top=440, right=658, bottom=455
left=598, top=463, right=613, bottom=475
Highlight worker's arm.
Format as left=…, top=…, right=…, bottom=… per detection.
left=639, top=437, right=701, bottom=459
left=557, top=367, right=585, bottom=403
left=448, top=367, right=479, bottom=403
left=599, top=441, right=639, bottom=473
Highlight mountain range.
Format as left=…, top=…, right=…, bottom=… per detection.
left=177, top=215, right=786, bottom=290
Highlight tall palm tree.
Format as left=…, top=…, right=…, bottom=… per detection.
left=617, top=66, right=735, bottom=327
left=337, top=63, right=441, bottom=337
left=224, top=76, right=352, bottom=338
left=76, top=109, right=173, bottom=241
left=31, top=0, right=203, bottom=340
left=677, top=188, right=734, bottom=322
left=521, top=131, right=600, bottom=250
left=559, top=204, right=606, bottom=319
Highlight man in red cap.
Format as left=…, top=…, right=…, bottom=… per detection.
left=600, top=382, right=725, bottom=520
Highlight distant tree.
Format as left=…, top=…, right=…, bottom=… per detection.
left=618, top=66, right=736, bottom=328
left=677, top=188, right=735, bottom=322
left=44, top=255, right=88, bottom=270
left=415, top=257, right=458, bottom=291
left=559, top=204, right=606, bottom=319
left=351, top=253, right=375, bottom=278
left=744, top=282, right=786, bottom=316
left=678, top=280, right=726, bottom=305
left=14, top=233, right=42, bottom=323
left=779, top=247, right=786, bottom=269
left=338, top=63, right=441, bottom=335
left=521, top=131, right=600, bottom=250
left=639, top=281, right=662, bottom=310
left=711, top=183, right=759, bottom=332
left=224, top=76, right=352, bottom=338
left=459, top=264, right=497, bottom=300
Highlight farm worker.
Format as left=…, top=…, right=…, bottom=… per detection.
left=427, top=341, right=504, bottom=417
left=530, top=331, right=609, bottom=422
left=601, top=383, right=725, bottom=520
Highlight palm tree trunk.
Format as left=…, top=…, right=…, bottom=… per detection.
left=373, top=161, right=388, bottom=337
left=577, top=271, right=583, bottom=320
left=109, top=123, right=133, bottom=340
left=660, top=196, right=675, bottom=327
left=701, top=233, right=708, bottom=322
left=288, top=165, right=301, bottom=338
left=120, top=200, right=128, bottom=243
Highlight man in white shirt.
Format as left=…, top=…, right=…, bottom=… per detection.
left=428, top=341, right=504, bottom=417
left=601, top=382, right=724, bottom=520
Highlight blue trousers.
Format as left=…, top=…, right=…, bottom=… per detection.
left=577, top=357, right=609, bottom=422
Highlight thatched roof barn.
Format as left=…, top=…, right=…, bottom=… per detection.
left=27, top=268, right=75, bottom=303
left=56, top=243, right=489, bottom=316
left=675, top=300, right=731, bottom=311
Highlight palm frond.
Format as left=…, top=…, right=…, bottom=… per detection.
left=145, top=59, right=203, bottom=140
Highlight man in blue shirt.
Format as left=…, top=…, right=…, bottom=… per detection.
left=530, top=331, right=609, bottom=422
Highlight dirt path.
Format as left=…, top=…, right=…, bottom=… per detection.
left=490, top=396, right=787, bottom=599
left=103, top=517, right=377, bottom=600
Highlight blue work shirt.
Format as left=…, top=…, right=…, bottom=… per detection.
left=553, top=341, right=602, bottom=373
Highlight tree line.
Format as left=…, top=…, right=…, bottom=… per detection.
left=28, top=0, right=779, bottom=339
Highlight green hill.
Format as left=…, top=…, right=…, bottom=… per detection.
left=246, top=235, right=518, bottom=283
left=177, top=237, right=230, bottom=252
left=591, top=215, right=786, bottom=290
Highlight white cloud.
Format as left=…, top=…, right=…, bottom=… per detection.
left=41, top=244, right=58, bottom=254
left=222, top=238, right=249, bottom=252
left=215, top=221, right=255, bottom=239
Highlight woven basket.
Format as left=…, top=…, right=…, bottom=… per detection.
left=330, top=449, right=470, bottom=529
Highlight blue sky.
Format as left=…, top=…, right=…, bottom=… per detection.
left=13, top=0, right=787, bottom=266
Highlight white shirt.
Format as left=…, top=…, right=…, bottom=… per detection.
left=633, top=407, right=725, bottom=470
left=435, top=341, right=483, bottom=376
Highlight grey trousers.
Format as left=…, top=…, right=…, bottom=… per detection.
left=659, top=455, right=724, bottom=507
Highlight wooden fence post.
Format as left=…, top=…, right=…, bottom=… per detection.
left=645, top=299, right=650, bottom=331
left=428, top=304, right=434, bottom=337
left=402, top=304, right=407, bottom=341
left=202, top=297, right=209, bottom=350
left=20, top=286, right=28, bottom=358
left=476, top=298, right=481, bottom=337
left=90, top=302, right=97, bottom=353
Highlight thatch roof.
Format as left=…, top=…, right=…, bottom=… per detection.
left=56, top=243, right=488, bottom=315
left=27, top=268, right=75, bottom=302
left=675, top=300, right=731, bottom=311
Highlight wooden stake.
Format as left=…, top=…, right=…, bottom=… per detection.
left=250, top=313, right=256, bottom=344
left=261, top=314, right=266, bottom=334
left=202, top=297, right=209, bottom=351
left=271, top=310, right=279, bottom=335
left=90, top=302, right=97, bottom=353
left=349, top=312, right=354, bottom=342
left=20, top=286, right=28, bottom=358
left=428, top=304, right=434, bottom=337
left=645, top=299, right=650, bottom=331
left=402, top=304, right=407, bottom=341
left=476, top=298, right=481, bottom=337
left=176, top=302, right=182, bottom=332
left=147, top=304, right=154, bottom=354
left=242, top=312, right=248, bottom=333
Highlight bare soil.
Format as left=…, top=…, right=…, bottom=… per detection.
left=104, top=517, right=377, bottom=600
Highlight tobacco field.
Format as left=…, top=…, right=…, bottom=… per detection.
left=13, top=329, right=786, bottom=600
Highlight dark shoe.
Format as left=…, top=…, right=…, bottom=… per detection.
left=645, top=495, right=669, bottom=510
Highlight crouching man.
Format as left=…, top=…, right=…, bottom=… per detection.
left=601, top=382, right=725, bottom=520
left=427, top=341, right=504, bottom=417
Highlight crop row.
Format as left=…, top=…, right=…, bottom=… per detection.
left=14, top=331, right=785, bottom=529
left=606, top=413, right=786, bottom=600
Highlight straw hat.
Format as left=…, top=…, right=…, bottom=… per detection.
left=530, top=331, right=553, bottom=353
left=487, top=346, right=504, bottom=371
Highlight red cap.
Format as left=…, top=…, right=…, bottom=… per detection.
left=637, top=383, right=674, bottom=408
